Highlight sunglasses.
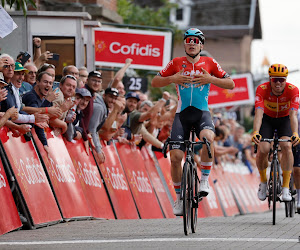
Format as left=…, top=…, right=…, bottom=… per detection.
left=42, top=63, right=55, bottom=69
left=3, top=64, right=15, bottom=69
left=63, top=75, right=77, bottom=81
left=184, top=37, right=201, bottom=45
left=270, top=77, right=286, bottom=83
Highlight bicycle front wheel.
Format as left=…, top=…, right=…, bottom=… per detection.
left=191, top=166, right=198, bottom=233
left=182, top=162, right=192, bottom=235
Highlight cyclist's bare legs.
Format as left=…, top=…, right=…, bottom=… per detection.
left=170, top=149, right=185, bottom=215
left=256, top=142, right=271, bottom=181
left=198, top=129, right=215, bottom=196
left=279, top=139, right=293, bottom=188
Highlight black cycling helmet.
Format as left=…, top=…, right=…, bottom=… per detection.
left=184, top=28, right=205, bottom=44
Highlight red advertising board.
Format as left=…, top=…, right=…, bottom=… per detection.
left=0, top=158, right=22, bottom=235
left=141, top=147, right=175, bottom=218
left=154, top=152, right=177, bottom=202
left=94, top=27, right=172, bottom=70
left=208, top=73, right=254, bottom=108
left=64, top=138, right=115, bottom=219
left=116, top=143, right=164, bottom=219
left=96, top=144, right=139, bottom=219
left=32, top=129, right=91, bottom=219
left=0, top=128, right=62, bottom=226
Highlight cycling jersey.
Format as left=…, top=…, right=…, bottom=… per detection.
left=255, top=82, right=299, bottom=118
left=158, top=56, right=228, bottom=113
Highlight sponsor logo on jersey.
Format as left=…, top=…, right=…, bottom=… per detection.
left=288, top=84, right=295, bottom=90
left=264, top=100, right=290, bottom=112
left=260, top=85, right=267, bottom=90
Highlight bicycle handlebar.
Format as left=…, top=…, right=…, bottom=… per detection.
left=162, top=136, right=212, bottom=159
left=254, top=138, right=291, bottom=154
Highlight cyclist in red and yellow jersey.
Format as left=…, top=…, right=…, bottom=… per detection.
left=252, top=64, right=300, bottom=202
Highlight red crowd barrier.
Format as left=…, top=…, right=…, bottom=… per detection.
left=96, top=143, right=139, bottom=219
left=32, top=129, right=91, bottom=220
left=116, top=143, right=164, bottom=219
left=64, top=138, right=115, bottom=219
left=0, top=128, right=62, bottom=227
left=154, top=152, right=177, bottom=202
left=0, top=158, right=22, bottom=235
left=141, top=147, right=175, bottom=218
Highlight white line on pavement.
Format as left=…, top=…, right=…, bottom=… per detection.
left=0, top=237, right=298, bottom=245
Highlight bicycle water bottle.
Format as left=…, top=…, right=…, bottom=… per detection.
left=66, top=104, right=77, bottom=123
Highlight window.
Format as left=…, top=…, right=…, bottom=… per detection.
left=176, top=8, right=183, bottom=21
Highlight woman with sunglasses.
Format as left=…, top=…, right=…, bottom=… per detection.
left=151, top=28, right=235, bottom=216
left=252, top=64, right=300, bottom=202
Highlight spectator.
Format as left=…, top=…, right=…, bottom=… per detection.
left=50, top=75, right=77, bottom=135
left=0, top=54, right=15, bottom=84
left=65, top=88, right=92, bottom=142
left=16, top=51, right=31, bottom=66
left=81, top=71, right=102, bottom=158
left=78, top=66, right=89, bottom=85
left=19, top=62, right=37, bottom=96
left=62, top=65, right=79, bottom=79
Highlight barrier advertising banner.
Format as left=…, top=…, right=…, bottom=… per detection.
left=32, top=129, right=91, bottom=219
left=64, top=139, right=115, bottom=219
left=116, top=143, right=164, bottom=219
left=94, top=27, right=172, bottom=70
left=154, top=152, right=177, bottom=202
left=141, top=148, right=175, bottom=218
left=208, top=73, right=254, bottom=108
left=96, top=144, right=139, bottom=219
left=0, top=158, right=22, bottom=235
left=0, top=128, right=62, bottom=226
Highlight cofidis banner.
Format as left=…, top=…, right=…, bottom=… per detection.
left=0, top=157, right=22, bottom=235
left=0, top=128, right=61, bottom=226
left=64, top=138, right=115, bottom=219
left=94, top=27, right=172, bottom=70
left=32, top=129, right=91, bottom=219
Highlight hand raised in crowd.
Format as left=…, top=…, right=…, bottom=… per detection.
left=162, top=91, right=170, bottom=101
left=39, top=51, right=53, bottom=63
left=6, top=107, right=19, bottom=121
left=66, top=112, right=76, bottom=124
left=33, top=37, right=42, bottom=48
left=17, top=124, right=32, bottom=134
left=60, top=98, right=75, bottom=112
left=170, top=69, right=193, bottom=88
left=193, top=68, right=213, bottom=87
left=125, top=58, right=133, bottom=65
left=0, top=88, right=8, bottom=102
left=45, top=88, right=59, bottom=103
left=0, top=57, right=9, bottom=70
left=47, top=106, right=63, bottom=118
left=34, top=111, right=49, bottom=124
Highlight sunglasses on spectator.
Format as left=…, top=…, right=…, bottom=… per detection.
left=270, top=77, right=286, bottom=83
left=184, top=37, right=201, bottom=45
left=63, top=75, right=77, bottom=81
left=43, top=63, right=55, bottom=69
left=3, top=64, right=15, bottom=69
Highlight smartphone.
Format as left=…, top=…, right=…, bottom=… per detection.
left=20, top=52, right=31, bottom=65
left=52, top=53, right=60, bottom=61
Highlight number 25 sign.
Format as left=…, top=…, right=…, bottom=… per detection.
left=123, top=77, right=148, bottom=93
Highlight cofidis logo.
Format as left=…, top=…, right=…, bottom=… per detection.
left=94, top=28, right=172, bottom=70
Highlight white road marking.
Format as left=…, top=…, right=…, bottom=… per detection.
left=0, top=237, right=298, bottom=245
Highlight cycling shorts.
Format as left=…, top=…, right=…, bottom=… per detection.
left=259, top=114, right=292, bottom=139
left=170, top=106, right=215, bottom=152
left=293, top=145, right=300, bottom=167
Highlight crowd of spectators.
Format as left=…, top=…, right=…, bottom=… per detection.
left=0, top=37, right=257, bottom=172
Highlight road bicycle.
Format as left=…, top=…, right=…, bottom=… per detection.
left=255, top=131, right=293, bottom=225
left=162, top=127, right=212, bottom=235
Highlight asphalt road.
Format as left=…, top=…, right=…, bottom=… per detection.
left=0, top=210, right=299, bottom=250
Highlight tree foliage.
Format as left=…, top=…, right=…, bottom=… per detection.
left=1, top=0, right=36, bottom=16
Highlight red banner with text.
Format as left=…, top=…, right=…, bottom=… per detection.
left=0, top=128, right=62, bottom=226
left=0, top=157, right=22, bottom=235
left=116, top=143, right=164, bottom=219
left=95, top=144, right=139, bottom=219
left=32, top=129, right=91, bottom=219
left=64, top=138, right=115, bottom=219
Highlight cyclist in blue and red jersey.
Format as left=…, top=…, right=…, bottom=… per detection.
left=151, top=28, right=235, bottom=216
left=252, top=64, right=300, bottom=202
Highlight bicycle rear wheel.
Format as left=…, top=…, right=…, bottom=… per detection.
left=191, top=166, right=198, bottom=233
left=182, top=162, right=192, bottom=235
left=272, top=161, right=278, bottom=225
left=285, top=201, right=290, bottom=217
